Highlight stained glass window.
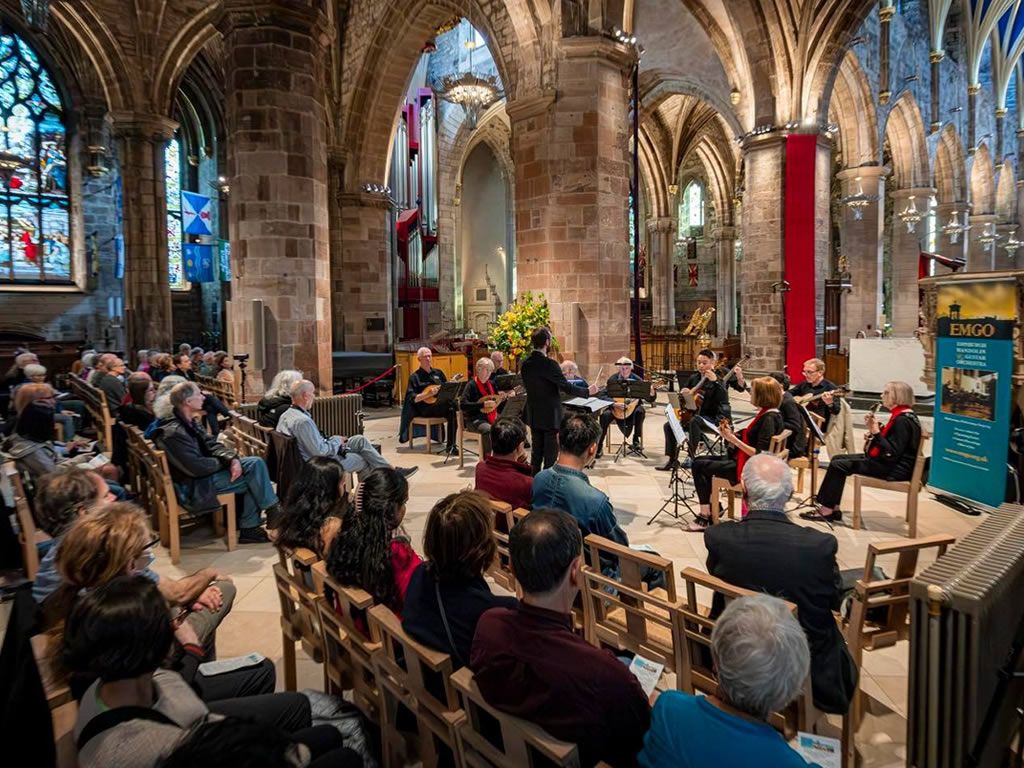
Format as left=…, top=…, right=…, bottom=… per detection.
left=165, top=136, right=186, bottom=290
left=0, top=30, right=70, bottom=284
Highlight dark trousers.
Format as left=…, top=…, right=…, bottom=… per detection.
left=664, top=417, right=713, bottom=458
left=208, top=690, right=312, bottom=733
left=203, top=393, right=231, bottom=437
left=692, top=456, right=738, bottom=504
left=192, top=657, right=276, bottom=702
left=414, top=402, right=457, bottom=448
left=600, top=407, right=645, bottom=449
left=467, top=417, right=493, bottom=455
left=530, top=427, right=559, bottom=474
left=816, top=453, right=906, bottom=508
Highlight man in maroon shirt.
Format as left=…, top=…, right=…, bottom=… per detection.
left=474, top=418, right=533, bottom=513
left=470, top=509, right=650, bottom=767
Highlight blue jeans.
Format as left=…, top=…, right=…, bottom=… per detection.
left=210, top=456, right=278, bottom=528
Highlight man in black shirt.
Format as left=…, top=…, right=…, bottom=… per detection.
left=597, top=357, right=651, bottom=457
left=406, top=347, right=458, bottom=453
left=658, top=350, right=745, bottom=471
left=789, top=357, right=840, bottom=430
left=490, top=350, right=509, bottom=379
left=770, top=372, right=808, bottom=459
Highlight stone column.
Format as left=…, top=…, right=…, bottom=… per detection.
left=110, top=112, right=178, bottom=353
left=837, top=167, right=887, bottom=343
left=336, top=191, right=391, bottom=350
left=967, top=213, right=999, bottom=271
left=879, top=3, right=894, bottom=104
left=930, top=51, right=944, bottom=133
left=713, top=225, right=736, bottom=338
left=647, top=217, right=676, bottom=327
left=997, top=108, right=1006, bottom=162
left=509, top=38, right=631, bottom=372
left=890, top=187, right=933, bottom=336
left=967, top=84, right=980, bottom=154
left=223, top=2, right=333, bottom=393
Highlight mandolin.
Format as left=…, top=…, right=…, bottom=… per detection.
left=678, top=355, right=750, bottom=426
left=421, top=373, right=464, bottom=405
left=862, top=400, right=883, bottom=451
left=481, top=384, right=526, bottom=414
left=793, top=387, right=849, bottom=406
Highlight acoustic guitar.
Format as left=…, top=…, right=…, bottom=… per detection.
left=480, top=384, right=526, bottom=414
left=792, top=386, right=849, bottom=406
left=420, top=373, right=464, bottom=405
left=678, top=355, right=750, bottom=426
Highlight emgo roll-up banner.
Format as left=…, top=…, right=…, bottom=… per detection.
left=932, top=278, right=1016, bottom=508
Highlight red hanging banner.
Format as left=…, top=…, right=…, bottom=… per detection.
left=784, top=134, right=818, bottom=377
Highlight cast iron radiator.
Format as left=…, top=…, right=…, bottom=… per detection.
left=237, top=393, right=364, bottom=438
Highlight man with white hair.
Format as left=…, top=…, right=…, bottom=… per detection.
left=399, top=346, right=457, bottom=453
left=277, top=379, right=416, bottom=478
left=638, top=594, right=813, bottom=766
left=703, top=453, right=857, bottom=715
left=94, top=353, right=127, bottom=415
left=490, top=350, right=509, bottom=378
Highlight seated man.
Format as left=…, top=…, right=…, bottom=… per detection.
left=559, top=360, right=589, bottom=389
left=153, top=381, right=282, bottom=543
left=277, top=379, right=416, bottom=478
left=597, top=356, right=649, bottom=457
left=490, top=350, right=509, bottom=378
left=399, top=346, right=458, bottom=453
left=770, top=371, right=808, bottom=459
left=471, top=509, right=650, bottom=767
left=639, top=594, right=814, bottom=767
left=704, top=453, right=857, bottom=715
left=789, top=357, right=840, bottom=431
left=474, top=417, right=533, bottom=513
left=93, top=353, right=127, bottom=415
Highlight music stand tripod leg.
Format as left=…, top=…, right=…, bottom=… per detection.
left=648, top=447, right=697, bottom=525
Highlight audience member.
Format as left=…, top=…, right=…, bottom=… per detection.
left=258, top=369, right=303, bottom=428
left=64, top=576, right=359, bottom=768
left=2, top=384, right=61, bottom=481
left=473, top=417, right=532, bottom=514
left=471, top=509, right=650, bottom=767
left=704, top=453, right=857, bottom=714
left=403, top=491, right=516, bottom=664
left=277, top=380, right=414, bottom=478
left=197, top=351, right=217, bottom=377
left=638, top=594, right=814, bottom=768
left=93, top=354, right=128, bottom=414
left=150, top=375, right=188, bottom=434
left=212, top=352, right=235, bottom=384
left=136, top=349, right=151, bottom=373
left=15, top=363, right=77, bottom=438
left=120, top=372, right=157, bottom=431
left=326, top=467, right=421, bottom=619
left=153, top=382, right=280, bottom=543
left=151, top=353, right=175, bottom=383
left=172, top=352, right=195, bottom=381
left=275, top=456, right=349, bottom=558
left=79, top=351, right=98, bottom=382
left=4, top=350, right=38, bottom=387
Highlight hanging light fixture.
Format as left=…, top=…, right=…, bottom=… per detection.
left=20, top=0, right=49, bottom=32
left=979, top=221, right=998, bottom=251
left=897, top=195, right=923, bottom=233
left=1004, top=229, right=1021, bottom=259
left=437, top=23, right=503, bottom=130
left=942, top=210, right=967, bottom=244
left=840, top=176, right=878, bottom=220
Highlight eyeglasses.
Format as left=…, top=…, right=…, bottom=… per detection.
left=802, top=370, right=818, bottom=375
left=136, top=535, right=160, bottom=558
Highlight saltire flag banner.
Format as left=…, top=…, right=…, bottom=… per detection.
left=181, top=191, right=213, bottom=236
left=688, top=264, right=698, bottom=287
left=183, top=243, right=215, bottom=282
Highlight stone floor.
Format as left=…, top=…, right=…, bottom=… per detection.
left=152, top=393, right=983, bottom=767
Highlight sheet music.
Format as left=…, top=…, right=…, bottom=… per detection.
left=700, top=415, right=722, bottom=435
left=681, top=390, right=698, bottom=410
left=665, top=403, right=685, bottom=444
left=565, top=397, right=611, bottom=413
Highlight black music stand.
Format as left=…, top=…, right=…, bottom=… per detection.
left=606, top=380, right=654, bottom=462
left=492, top=374, right=521, bottom=392
left=789, top=404, right=832, bottom=529
left=649, top=406, right=698, bottom=525
left=500, top=394, right=526, bottom=422
left=435, top=380, right=467, bottom=463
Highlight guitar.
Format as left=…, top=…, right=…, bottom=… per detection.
left=420, top=373, right=464, bottom=405
left=481, top=385, right=526, bottom=414
left=678, top=355, right=750, bottom=426
left=612, top=379, right=655, bottom=421
left=793, top=387, right=849, bottom=406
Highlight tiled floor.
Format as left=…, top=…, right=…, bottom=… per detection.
left=152, top=394, right=982, bottom=767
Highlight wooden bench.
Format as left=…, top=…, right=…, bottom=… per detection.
left=852, top=433, right=931, bottom=537
left=272, top=546, right=325, bottom=691
left=195, top=372, right=240, bottom=409
left=3, top=461, right=48, bottom=579
left=67, top=376, right=114, bottom=454
left=228, top=414, right=270, bottom=458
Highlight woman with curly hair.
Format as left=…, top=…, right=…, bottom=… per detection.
left=325, top=467, right=421, bottom=617
left=275, top=456, right=349, bottom=558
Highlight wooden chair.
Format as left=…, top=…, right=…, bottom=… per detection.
left=710, top=429, right=792, bottom=523
left=486, top=506, right=527, bottom=593
left=195, top=372, right=240, bottom=409
left=273, top=546, right=325, bottom=691
left=841, top=534, right=955, bottom=765
left=139, top=438, right=237, bottom=564
left=311, top=560, right=381, bottom=721
left=67, top=376, right=114, bottom=454
left=3, top=461, right=47, bottom=579
left=852, top=433, right=931, bottom=536
left=410, top=416, right=448, bottom=453
left=675, top=567, right=821, bottom=740
left=457, top=410, right=486, bottom=469
left=229, top=414, right=270, bottom=457
left=487, top=499, right=515, bottom=534
left=32, top=633, right=77, bottom=767
left=581, top=535, right=679, bottom=672
left=451, top=666, right=583, bottom=767
left=369, top=604, right=466, bottom=768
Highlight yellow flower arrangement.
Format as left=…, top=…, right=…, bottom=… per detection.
left=490, top=292, right=552, bottom=364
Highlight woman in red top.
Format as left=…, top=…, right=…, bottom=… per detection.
left=462, top=356, right=502, bottom=455
left=325, top=467, right=422, bottom=618
left=804, top=380, right=921, bottom=523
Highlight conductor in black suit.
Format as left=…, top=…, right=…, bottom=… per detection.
left=704, top=453, right=857, bottom=715
left=520, top=327, right=597, bottom=474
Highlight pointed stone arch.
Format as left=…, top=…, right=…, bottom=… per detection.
left=828, top=50, right=879, bottom=168
left=934, top=123, right=967, bottom=204
left=883, top=92, right=930, bottom=189
left=970, top=142, right=996, bottom=215
left=996, top=161, right=1017, bottom=222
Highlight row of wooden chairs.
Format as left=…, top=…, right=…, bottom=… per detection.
left=65, top=376, right=114, bottom=453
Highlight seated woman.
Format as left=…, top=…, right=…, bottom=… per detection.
left=638, top=594, right=813, bottom=767
left=2, top=384, right=63, bottom=481
left=274, top=456, right=349, bottom=558
left=461, top=356, right=499, bottom=455
left=257, top=369, right=304, bottom=429
left=150, top=352, right=175, bottom=383
left=325, top=467, right=421, bottom=620
left=17, top=363, right=80, bottom=439
left=802, top=379, right=921, bottom=523
left=213, top=351, right=237, bottom=385
left=402, top=490, right=516, bottom=665
left=689, top=376, right=786, bottom=530
left=64, top=576, right=360, bottom=768
left=120, top=372, right=157, bottom=431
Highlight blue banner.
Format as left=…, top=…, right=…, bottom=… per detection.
left=931, top=279, right=1016, bottom=508
left=183, top=243, right=215, bottom=283
left=181, top=191, right=213, bottom=236
left=218, top=239, right=231, bottom=281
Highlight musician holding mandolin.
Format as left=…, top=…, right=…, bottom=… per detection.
left=462, top=357, right=521, bottom=454
left=790, top=358, right=841, bottom=430
left=407, top=347, right=460, bottom=454
left=596, top=357, right=653, bottom=459
left=658, top=349, right=747, bottom=471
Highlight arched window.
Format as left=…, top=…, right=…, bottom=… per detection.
left=679, top=180, right=705, bottom=238
left=0, top=29, right=70, bottom=284
left=165, top=134, right=186, bottom=290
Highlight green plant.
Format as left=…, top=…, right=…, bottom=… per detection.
left=490, top=292, right=552, bottom=362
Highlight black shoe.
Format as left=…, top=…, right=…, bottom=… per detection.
left=680, top=457, right=693, bottom=469
left=264, top=503, right=285, bottom=530
left=239, top=526, right=270, bottom=544
left=656, top=460, right=678, bottom=472
left=632, top=440, right=643, bottom=450
left=686, top=515, right=712, bottom=532
left=799, top=508, right=842, bottom=522
left=446, top=446, right=459, bottom=456
left=397, top=466, right=419, bottom=479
